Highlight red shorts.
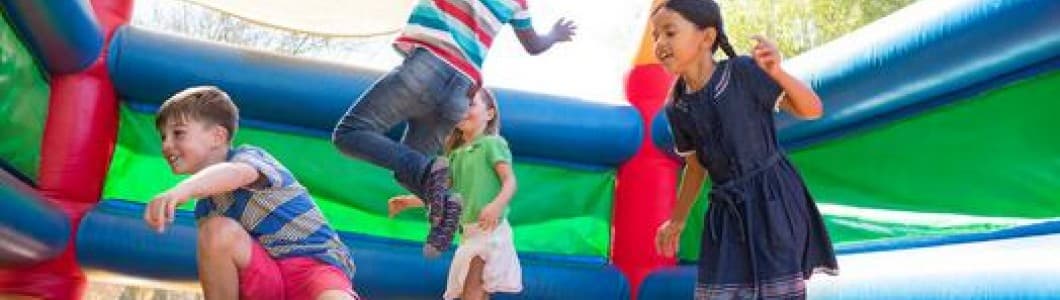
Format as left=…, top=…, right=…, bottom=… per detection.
left=239, top=242, right=359, bottom=299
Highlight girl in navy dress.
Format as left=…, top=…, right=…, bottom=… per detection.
left=650, top=0, right=839, bottom=298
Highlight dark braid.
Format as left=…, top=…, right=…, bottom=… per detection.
left=656, top=0, right=736, bottom=58
left=716, top=31, right=737, bottom=58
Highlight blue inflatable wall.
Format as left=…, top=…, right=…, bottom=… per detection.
left=78, top=200, right=631, bottom=299
left=0, top=0, right=104, bottom=73
left=0, top=170, right=69, bottom=266
left=108, top=26, right=641, bottom=169
left=638, top=221, right=1060, bottom=299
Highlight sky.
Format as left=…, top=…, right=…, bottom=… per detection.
left=132, top=0, right=654, bottom=104
left=480, top=0, right=650, bottom=103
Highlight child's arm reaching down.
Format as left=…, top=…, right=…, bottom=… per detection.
left=479, top=162, right=516, bottom=232
left=656, top=154, right=708, bottom=258
left=144, top=162, right=261, bottom=233
left=751, top=35, right=823, bottom=120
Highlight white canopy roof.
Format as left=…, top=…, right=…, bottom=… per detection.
left=181, top=0, right=415, bottom=37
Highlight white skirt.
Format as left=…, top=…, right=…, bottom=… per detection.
left=443, top=220, right=523, bottom=299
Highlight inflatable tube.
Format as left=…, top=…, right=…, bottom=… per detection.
left=639, top=220, right=1060, bottom=299
left=78, top=200, right=631, bottom=298
left=0, top=0, right=104, bottom=73
left=0, top=170, right=69, bottom=266
left=108, top=26, right=641, bottom=167
left=76, top=199, right=199, bottom=281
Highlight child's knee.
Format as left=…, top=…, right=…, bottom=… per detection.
left=198, top=217, right=248, bottom=251
left=315, top=290, right=358, bottom=300
left=466, top=256, right=486, bottom=282
left=470, top=256, right=485, bottom=267
left=330, top=126, right=372, bottom=155
left=331, top=126, right=354, bottom=149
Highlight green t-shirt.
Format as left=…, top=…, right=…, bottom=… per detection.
left=449, top=135, right=513, bottom=224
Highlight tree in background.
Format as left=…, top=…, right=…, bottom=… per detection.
left=133, top=0, right=325, bottom=55
left=131, top=0, right=397, bottom=63
left=721, top=0, right=918, bottom=57
left=131, top=0, right=916, bottom=69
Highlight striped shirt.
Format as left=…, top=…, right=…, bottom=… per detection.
left=194, top=145, right=356, bottom=281
left=394, top=0, right=533, bottom=85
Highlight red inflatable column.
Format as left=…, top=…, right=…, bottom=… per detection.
left=0, top=0, right=131, bottom=298
left=612, top=0, right=679, bottom=298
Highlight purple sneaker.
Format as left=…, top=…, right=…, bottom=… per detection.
left=422, top=158, right=450, bottom=226
left=421, top=157, right=462, bottom=257
left=423, top=193, right=462, bottom=257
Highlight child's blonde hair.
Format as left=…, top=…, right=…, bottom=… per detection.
left=155, top=86, right=239, bottom=141
left=445, top=89, right=501, bottom=153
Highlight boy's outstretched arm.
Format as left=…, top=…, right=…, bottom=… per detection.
left=515, top=18, right=577, bottom=55
left=751, top=35, right=823, bottom=120
left=144, top=162, right=260, bottom=233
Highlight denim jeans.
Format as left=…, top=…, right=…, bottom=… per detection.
left=332, top=48, right=472, bottom=195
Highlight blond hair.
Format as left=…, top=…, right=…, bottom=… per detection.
left=445, top=89, right=501, bottom=153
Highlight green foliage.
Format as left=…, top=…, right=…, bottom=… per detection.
left=719, top=0, right=917, bottom=57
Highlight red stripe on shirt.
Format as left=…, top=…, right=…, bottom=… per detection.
left=432, top=0, right=494, bottom=46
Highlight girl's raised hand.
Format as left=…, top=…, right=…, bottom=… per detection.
left=387, top=195, right=423, bottom=218
left=550, top=18, right=577, bottom=42
left=751, top=35, right=782, bottom=75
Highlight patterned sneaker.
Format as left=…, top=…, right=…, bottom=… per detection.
left=423, top=193, right=462, bottom=258
left=421, top=157, right=462, bottom=257
left=422, top=157, right=451, bottom=226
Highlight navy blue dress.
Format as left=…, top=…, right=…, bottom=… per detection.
left=665, top=56, right=839, bottom=299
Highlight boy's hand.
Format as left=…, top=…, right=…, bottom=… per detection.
left=655, top=219, right=686, bottom=258
left=550, top=18, right=577, bottom=43
left=144, top=189, right=189, bottom=233
left=751, top=35, right=782, bottom=75
left=478, top=201, right=503, bottom=232
left=387, top=195, right=423, bottom=218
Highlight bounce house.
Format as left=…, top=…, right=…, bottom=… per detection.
left=0, top=0, right=1058, bottom=299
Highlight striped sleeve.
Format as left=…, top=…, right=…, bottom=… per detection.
left=230, top=147, right=290, bottom=189
left=509, top=0, right=532, bottom=30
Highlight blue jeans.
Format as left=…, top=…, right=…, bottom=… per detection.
left=332, top=48, right=472, bottom=194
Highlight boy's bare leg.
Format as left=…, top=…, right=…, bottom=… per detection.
left=316, top=290, right=357, bottom=300
left=197, top=217, right=252, bottom=300
left=462, top=256, right=487, bottom=300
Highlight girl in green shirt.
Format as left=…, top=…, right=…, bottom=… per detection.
left=389, top=90, right=522, bottom=300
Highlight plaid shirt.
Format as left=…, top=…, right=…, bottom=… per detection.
left=195, top=145, right=356, bottom=280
